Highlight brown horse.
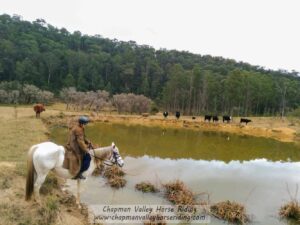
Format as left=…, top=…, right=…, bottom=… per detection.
left=33, top=104, right=45, bottom=118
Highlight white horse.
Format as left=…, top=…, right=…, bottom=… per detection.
left=25, top=141, right=124, bottom=207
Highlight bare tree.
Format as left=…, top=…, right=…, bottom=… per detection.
left=37, top=90, right=54, bottom=104
left=0, top=90, right=8, bottom=103
left=113, top=93, right=152, bottom=114
left=60, top=87, right=77, bottom=109
left=8, top=90, right=20, bottom=104
left=22, top=84, right=40, bottom=103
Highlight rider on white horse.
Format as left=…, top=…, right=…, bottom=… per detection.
left=25, top=142, right=124, bottom=205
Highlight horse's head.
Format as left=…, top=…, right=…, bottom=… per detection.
left=111, top=142, right=124, bottom=167
left=92, top=143, right=124, bottom=167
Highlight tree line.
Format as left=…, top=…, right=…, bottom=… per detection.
left=0, top=14, right=299, bottom=116
left=0, top=81, right=152, bottom=114
left=60, top=87, right=152, bottom=114
left=0, top=81, right=53, bottom=104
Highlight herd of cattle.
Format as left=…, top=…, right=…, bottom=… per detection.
left=163, top=111, right=252, bottom=125
left=33, top=104, right=252, bottom=125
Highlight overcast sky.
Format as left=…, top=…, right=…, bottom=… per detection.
left=1, top=0, right=299, bottom=72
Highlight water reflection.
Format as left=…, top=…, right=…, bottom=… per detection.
left=51, top=122, right=300, bottom=162
left=67, top=157, right=300, bottom=225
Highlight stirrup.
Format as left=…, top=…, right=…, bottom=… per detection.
left=72, top=174, right=86, bottom=180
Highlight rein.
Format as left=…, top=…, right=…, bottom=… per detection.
left=89, top=148, right=116, bottom=166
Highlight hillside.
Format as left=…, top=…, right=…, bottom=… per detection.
left=0, top=14, right=299, bottom=116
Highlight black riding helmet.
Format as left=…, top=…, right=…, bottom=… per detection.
left=79, top=116, right=89, bottom=125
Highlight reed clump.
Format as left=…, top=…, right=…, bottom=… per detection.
left=210, top=200, right=249, bottom=224
left=104, top=165, right=125, bottom=179
left=104, top=165, right=126, bottom=189
left=108, top=176, right=127, bottom=188
left=163, top=180, right=195, bottom=205
left=279, top=200, right=300, bottom=221
left=135, top=182, right=158, bottom=193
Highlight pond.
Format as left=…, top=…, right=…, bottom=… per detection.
left=51, top=122, right=300, bottom=225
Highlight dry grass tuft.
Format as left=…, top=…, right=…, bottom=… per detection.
left=279, top=184, right=300, bottom=222
left=103, top=165, right=125, bottom=179
left=279, top=200, right=300, bottom=221
left=103, top=165, right=126, bottom=189
left=0, top=203, right=33, bottom=225
left=59, top=191, right=77, bottom=207
left=136, top=182, right=158, bottom=193
left=108, top=176, right=127, bottom=188
left=0, top=177, right=11, bottom=189
left=163, top=180, right=195, bottom=205
left=210, top=200, right=249, bottom=224
left=40, top=172, right=60, bottom=195
left=37, top=196, right=60, bottom=225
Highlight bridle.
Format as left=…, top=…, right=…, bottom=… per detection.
left=90, top=148, right=120, bottom=167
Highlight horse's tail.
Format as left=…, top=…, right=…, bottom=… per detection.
left=25, top=145, right=37, bottom=201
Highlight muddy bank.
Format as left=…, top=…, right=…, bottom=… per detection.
left=89, top=114, right=298, bottom=143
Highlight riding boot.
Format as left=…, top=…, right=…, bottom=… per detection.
left=72, top=173, right=86, bottom=180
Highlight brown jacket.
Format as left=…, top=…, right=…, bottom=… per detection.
left=63, top=124, right=90, bottom=176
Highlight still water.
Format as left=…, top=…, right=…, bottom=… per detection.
left=51, top=123, right=300, bottom=224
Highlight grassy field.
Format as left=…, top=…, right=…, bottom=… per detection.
left=0, top=106, right=88, bottom=225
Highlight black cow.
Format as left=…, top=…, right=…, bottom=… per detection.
left=175, top=111, right=180, bottom=119
left=223, top=115, right=232, bottom=123
left=240, top=118, right=252, bottom=125
left=163, top=111, right=169, bottom=118
left=213, top=116, right=219, bottom=122
left=204, top=115, right=212, bottom=122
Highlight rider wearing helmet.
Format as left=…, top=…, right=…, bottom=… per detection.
left=66, top=116, right=92, bottom=179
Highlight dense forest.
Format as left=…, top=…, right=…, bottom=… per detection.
left=0, top=14, right=299, bottom=116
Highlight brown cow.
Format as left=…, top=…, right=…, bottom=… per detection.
left=33, top=104, right=45, bottom=118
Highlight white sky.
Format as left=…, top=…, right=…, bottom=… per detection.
left=0, top=0, right=299, bottom=72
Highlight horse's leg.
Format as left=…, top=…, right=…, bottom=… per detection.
left=34, top=173, right=47, bottom=204
left=76, top=179, right=82, bottom=209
